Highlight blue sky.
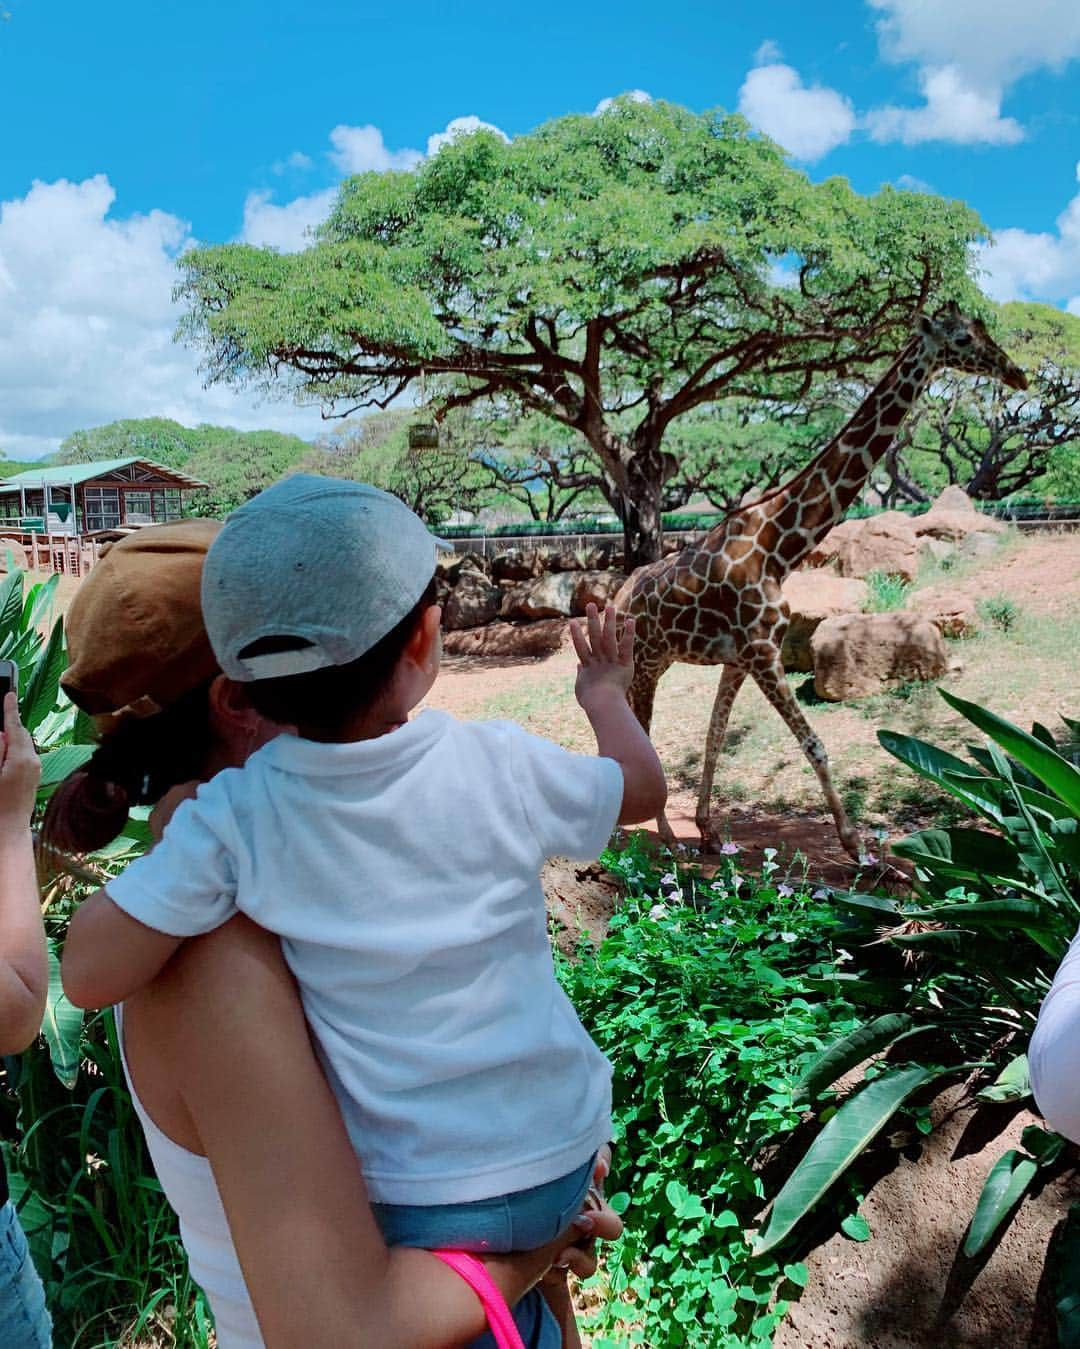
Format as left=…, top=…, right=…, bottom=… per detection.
left=1, top=0, right=1078, bottom=458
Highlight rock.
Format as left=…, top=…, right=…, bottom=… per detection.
left=442, top=618, right=569, bottom=659
left=501, top=572, right=578, bottom=621
left=834, top=512, right=921, bottom=583
left=913, top=486, right=1006, bottom=542
left=490, top=549, right=539, bottom=582
left=0, top=539, right=29, bottom=571
left=910, top=594, right=979, bottom=639
left=920, top=536, right=955, bottom=565
left=959, top=530, right=1001, bottom=559
left=571, top=571, right=628, bottom=616
left=781, top=573, right=869, bottom=673
left=811, top=612, right=948, bottom=701
left=442, top=572, right=504, bottom=630
left=546, top=550, right=585, bottom=573
left=804, top=518, right=863, bottom=569
left=439, top=551, right=489, bottom=583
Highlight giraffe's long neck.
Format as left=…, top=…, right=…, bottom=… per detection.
left=715, top=334, right=936, bottom=576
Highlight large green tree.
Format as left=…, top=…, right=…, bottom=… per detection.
left=177, top=98, right=985, bottom=567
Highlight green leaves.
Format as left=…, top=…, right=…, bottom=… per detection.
left=963, top=1149, right=1038, bottom=1258
left=42, top=941, right=83, bottom=1090
left=977, top=1054, right=1031, bottom=1104
left=754, top=1065, right=937, bottom=1255
left=793, top=1014, right=916, bottom=1105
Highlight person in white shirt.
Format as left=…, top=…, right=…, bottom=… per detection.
left=1029, top=928, right=1080, bottom=1143
left=63, top=476, right=666, bottom=1263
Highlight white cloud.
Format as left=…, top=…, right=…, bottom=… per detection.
left=895, top=173, right=934, bottom=193
left=976, top=164, right=1080, bottom=311
left=866, top=66, right=1023, bottom=146
left=272, top=150, right=314, bottom=175
left=868, top=0, right=1080, bottom=92
left=865, top=0, right=1080, bottom=146
left=753, top=40, right=782, bottom=66
left=426, top=115, right=510, bottom=156
left=737, top=61, right=856, bottom=161
left=0, top=175, right=327, bottom=459
left=240, top=187, right=337, bottom=252
left=328, top=124, right=423, bottom=175
left=593, top=90, right=652, bottom=115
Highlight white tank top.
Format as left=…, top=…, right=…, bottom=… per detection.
left=115, top=1006, right=263, bottom=1348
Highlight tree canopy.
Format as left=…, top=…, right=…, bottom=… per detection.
left=177, top=98, right=987, bottom=567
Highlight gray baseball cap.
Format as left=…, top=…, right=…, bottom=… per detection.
left=202, top=474, right=447, bottom=681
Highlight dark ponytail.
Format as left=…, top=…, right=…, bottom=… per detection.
left=42, top=680, right=216, bottom=855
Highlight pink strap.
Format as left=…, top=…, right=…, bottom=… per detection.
left=433, top=1249, right=526, bottom=1349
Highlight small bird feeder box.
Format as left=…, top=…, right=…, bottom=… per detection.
left=408, top=420, right=440, bottom=450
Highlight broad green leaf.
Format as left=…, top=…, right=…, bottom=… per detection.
left=877, top=729, right=1001, bottom=820
left=754, top=1064, right=936, bottom=1255
left=37, top=743, right=95, bottom=789
left=42, top=939, right=83, bottom=1089
left=794, top=1014, right=916, bottom=1104
left=1021, top=1125, right=1065, bottom=1167
left=977, top=1054, right=1030, bottom=1104
left=833, top=891, right=902, bottom=920
left=0, top=570, right=24, bottom=633
left=21, top=617, right=66, bottom=734
left=963, top=1148, right=1037, bottom=1257
left=21, top=571, right=58, bottom=633
left=941, top=688, right=1080, bottom=819
left=891, top=828, right=1021, bottom=883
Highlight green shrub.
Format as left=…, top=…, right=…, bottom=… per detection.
left=977, top=593, right=1021, bottom=632
left=863, top=571, right=911, bottom=612
left=560, top=836, right=858, bottom=1347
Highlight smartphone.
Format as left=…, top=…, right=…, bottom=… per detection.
left=0, top=659, right=18, bottom=731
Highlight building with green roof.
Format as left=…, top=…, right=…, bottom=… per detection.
left=0, top=457, right=208, bottom=547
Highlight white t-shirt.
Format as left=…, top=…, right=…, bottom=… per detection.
left=108, top=709, right=622, bottom=1205
left=1030, top=923, right=1080, bottom=1144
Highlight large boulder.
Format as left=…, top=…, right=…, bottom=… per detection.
left=439, top=551, right=489, bottom=583
left=546, top=549, right=586, bottom=573
left=571, top=571, right=628, bottom=617
left=780, top=572, right=869, bottom=673
left=913, top=486, right=1006, bottom=542
left=805, top=518, right=863, bottom=569
left=501, top=572, right=578, bottom=621
left=442, top=618, right=569, bottom=659
left=491, top=549, right=540, bottom=582
left=909, top=593, right=979, bottom=639
left=811, top=612, right=949, bottom=701
left=834, top=512, right=921, bottom=583
left=442, top=572, right=504, bottom=631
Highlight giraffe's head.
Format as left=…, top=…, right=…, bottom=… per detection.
left=916, top=302, right=1028, bottom=391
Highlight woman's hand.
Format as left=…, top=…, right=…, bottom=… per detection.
left=0, top=694, right=40, bottom=837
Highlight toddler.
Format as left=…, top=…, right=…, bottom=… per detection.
left=62, top=475, right=666, bottom=1253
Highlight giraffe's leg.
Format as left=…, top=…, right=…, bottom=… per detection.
left=696, top=664, right=748, bottom=852
left=627, top=660, right=678, bottom=849
left=748, top=651, right=862, bottom=859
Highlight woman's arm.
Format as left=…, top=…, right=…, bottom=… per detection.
left=0, top=694, right=47, bottom=1054
left=135, top=916, right=605, bottom=1348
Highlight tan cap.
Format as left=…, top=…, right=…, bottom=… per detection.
left=61, top=520, right=223, bottom=719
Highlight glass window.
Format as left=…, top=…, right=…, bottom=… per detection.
left=84, top=487, right=121, bottom=532
left=124, top=490, right=152, bottom=524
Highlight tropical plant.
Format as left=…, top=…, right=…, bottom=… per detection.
left=0, top=566, right=211, bottom=1347
left=753, top=689, right=1079, bottom=1271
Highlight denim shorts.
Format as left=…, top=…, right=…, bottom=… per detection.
left=465, top=1287, right=559, bottom=1349
left=371, top=1155, right=595, bottom=1253
left=0, top=1201, right=51, bottom=1349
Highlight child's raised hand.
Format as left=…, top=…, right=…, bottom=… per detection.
left=571, top=603, right=635, bottom=710
left=0, top=693, right=40, bottom=836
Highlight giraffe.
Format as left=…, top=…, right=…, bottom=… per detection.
left=615, top=304, right=1029, bottom=858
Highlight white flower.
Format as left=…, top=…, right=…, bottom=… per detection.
left=722, top=917, right=736, bottom=927
left=858, top=852, right=879, bottom=867
left=835, top=948, right=853, bottom=964
left=812, top=887, right=831, bottom=900
left=780, top=931, right=798, bottom=943
left=777, top=883, right=795, bottom=898
left=763, top=847, right=778, bottom=860
left=721, top=842, right=740, bottom=856
left=649, top=903, right=669, bottom=921
left=660, top=872, right=677, bottom=887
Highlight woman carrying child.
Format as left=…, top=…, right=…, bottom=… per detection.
left=46, top=488, right=650, bottom=1346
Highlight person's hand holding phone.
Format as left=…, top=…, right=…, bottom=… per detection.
left=0, top=687, right=40, bottom=837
